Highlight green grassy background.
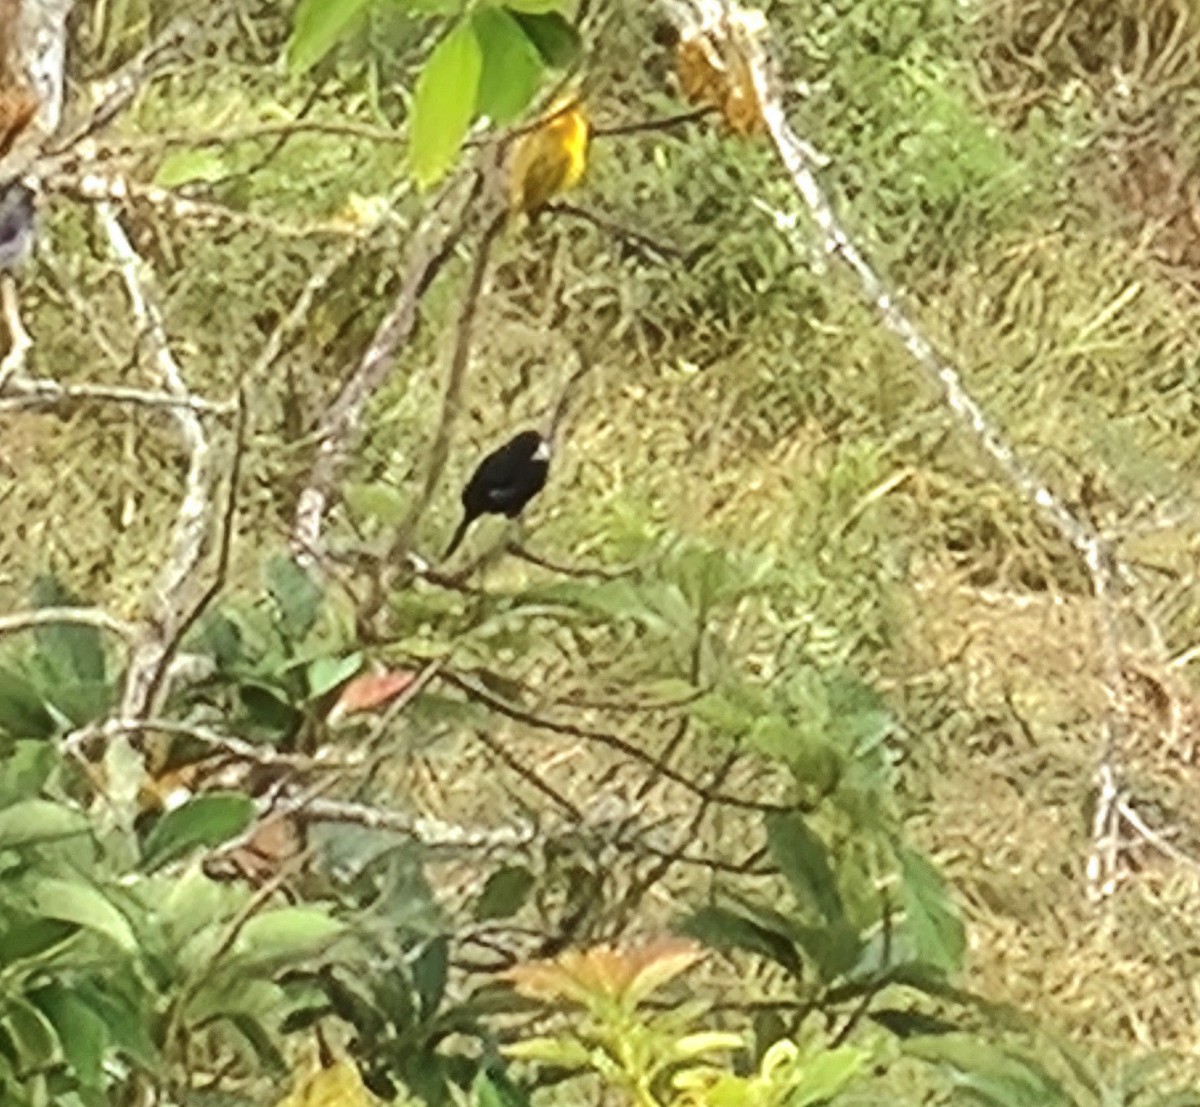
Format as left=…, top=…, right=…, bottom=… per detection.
left=5, top=0, right=1200, bottom=1085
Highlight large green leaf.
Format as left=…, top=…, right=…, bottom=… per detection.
left=472, top=7, right=544, bottom=125
left=413, top=935, right=449, bottom=1019
left=905, top=1035, right=1070, bottom=1107
left=680, top=905, right=802, bottom=976
left=899, top=846, right=966, bottom=975
left=409, top=19, right=483, bottom=188
left=0, top=799, right=89, bottom=849
left=0, top=918, right=75, bottom=967
left=509, top=9, right=580, bottom=68
left=228, top=906, right=345, bottom=971
left=27, top=876, right=138, bottom=953
left=29, top=985, right=108, bottom=1088
left=0, top=996, right=59, bottom=1073
left=286, top=0, right=373, bottom=74
left=30, top=575, right=106, bottom=683
left=307, top=652, right=363, bottom=699
left=764, top=812, right=844, bottom=924
left=140, top=793, right=256, bottom=871
left=790, top=1046, right=868, bottom=1106
left=265, top=554, right=323, bottom=642
left=74, top=981, right=157, bottom=1068
left=0, top=740, right=56, bottom=805
left=473, top=865, right=535, bottom=921
left=0, top=668, right=56, bottom=739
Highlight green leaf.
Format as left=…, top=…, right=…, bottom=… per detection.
left=504, top=1036, right=593, bottom=1067
left=45, top=680, right=114, bottom=728
left=0, top=918, right=75, bottom=967
left=904, top=1035, right=1070, bottom=1107
left=473, top=865, right=535, bottom=921
left=307, top=652, right=363, bottom=699
left=229, top=1013, right=288, bottom=1076
left=409, top=18, right=483, bottom=188
left=229, top=907, right=345, bottom=970
left=28, top=876, right=137, bottom=952
left=0, top=668, right=56, bottom=739
left=343, top=481, right=409, bottom=526
left=509, top=10, right=580, bottom=68
left=30, top=575, right=107, bottom=684
left=0, top=799, right=89, bottom=849
left=239, top=680, right=303, bottom=735
left=764, top=813, right=844, bottom=924
left=790, top=1046, right=867, bottom=1106
left=141, top=793, right=256, bottom=871
left=193, top=610, right=243, bottom=669
left=385, top=0, right=459, bottom=10
left=503, top=0, right=567, bottom=10
left=265, top=554, right=323, bottom=642
left=472, top=7, right=544, bottom=125
left=473, top=1069, right=531, bottom=1107
left=680, top=905, right=802, bottom=976
left=0, top=740, right=56, bottom=804
left=286, top=0, right=373, bottom=73
left=152, top=149, right=230, bottom=188
left=413, top=935, right=449, bottom=1019
left=74, top=981, right=158, bottom=1068
left=29, top=986, right=107, bottom=1088
left=0, top=997, right=60, bottom=1072
left=899, top=846, right=966, bottom=975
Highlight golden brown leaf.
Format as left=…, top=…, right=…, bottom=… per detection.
left=508, top=96, right=591, bottom=221
left=503, top=939, right=704, bottom=1008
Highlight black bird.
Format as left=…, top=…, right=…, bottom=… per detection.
left=443, top=428, right=552, bottom=558
left=0, top=179, right=34, bottom=272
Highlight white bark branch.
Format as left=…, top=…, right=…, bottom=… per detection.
left=97, top=201, right=215, bottom=719
left=662, top=0, right=1134, bottom=899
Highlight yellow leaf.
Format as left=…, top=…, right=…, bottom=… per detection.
left=272, top=1058, right=375, bottom=1107
left=672, top=1031, right=744, bottom=1059
left=507, top=95, right=591, bottom=221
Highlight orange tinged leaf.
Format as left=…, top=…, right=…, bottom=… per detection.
left=503, top=939, right=704, bottom=1008
left=673, top=25, right=764, bottom=138
left=328, top=668, right=418, bottom=723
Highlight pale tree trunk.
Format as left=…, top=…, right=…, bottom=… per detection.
left=1, top=0, right=74, bottom=163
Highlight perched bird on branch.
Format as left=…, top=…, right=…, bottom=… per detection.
left=508, top=96, right=590, bottom=224
left=443, top=429, right=552, bottom=559
left=0, top=178, right=35, bottom=270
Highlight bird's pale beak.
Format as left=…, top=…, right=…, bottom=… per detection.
left=533, top=438, right=552, bottom=462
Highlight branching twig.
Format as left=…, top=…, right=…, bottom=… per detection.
left=669, top=0, right=1134, bottom=899
left=394, top=209, right=506, bottom=554
left=143, top=389, right=248, bottom=709
left=98, top=202, right=216, bottom=720
left=444, top=670, right=801, bottom=814
left=291, top=169, right=484, bottom=565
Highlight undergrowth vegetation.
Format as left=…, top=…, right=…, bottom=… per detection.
left=3, top=0, right=1200, bottom=1102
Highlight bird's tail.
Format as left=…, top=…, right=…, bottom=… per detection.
left=443, top=515, right=472, bottom=560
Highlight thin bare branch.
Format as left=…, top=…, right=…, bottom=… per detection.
left=0, top=274, right=30, bottom=387
left=291, top=169, right=485, bottom=566
left=668, top=0, right=1134, bottom=899
left=0, top=375, right=234, bottom=413
left=0, top=606, right=137, bottom=642
left=97, top=201, right=215, bottom=719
